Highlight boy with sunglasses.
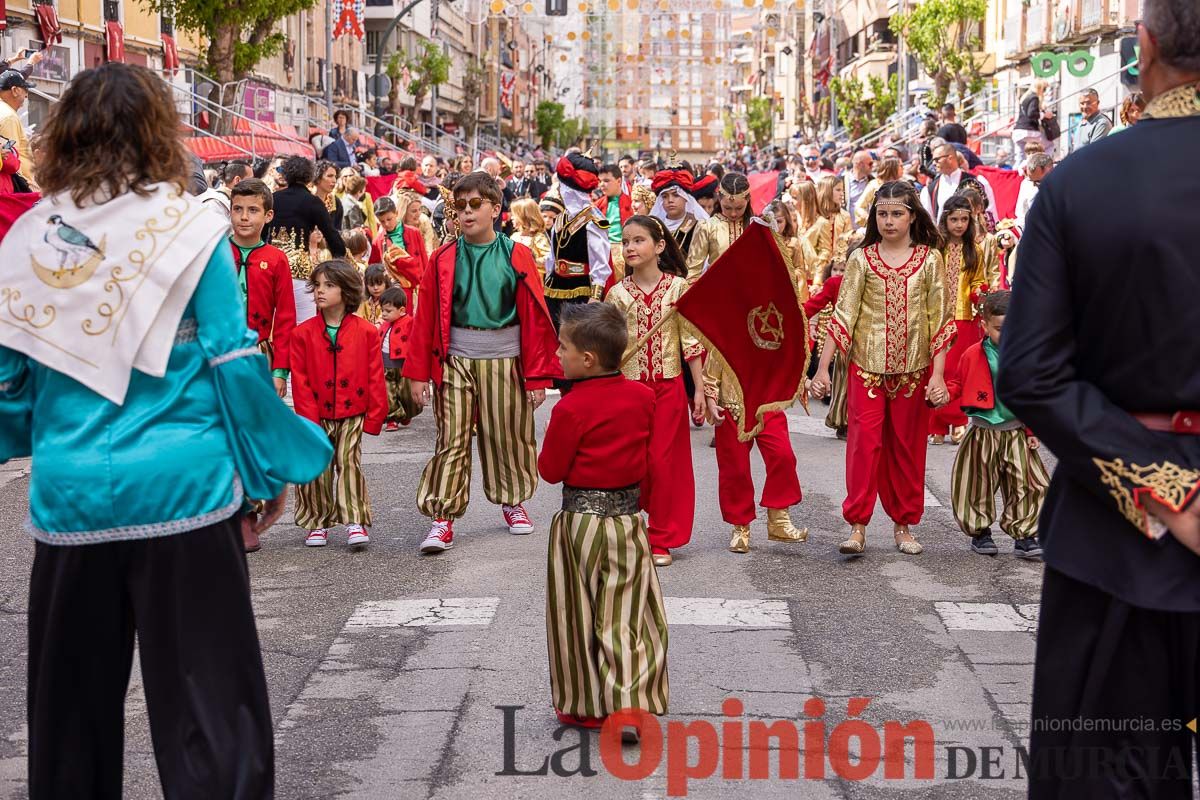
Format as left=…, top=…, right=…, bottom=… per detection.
left=403, top=172, right=562, bottom=554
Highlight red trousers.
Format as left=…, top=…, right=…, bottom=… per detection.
left=843, top=365, right=930, bottom=526
left=714, top=410, right=801, bottom=526
left=639, top=377, right=694, bottom=551
left=929, top=320, right=979, bottom=435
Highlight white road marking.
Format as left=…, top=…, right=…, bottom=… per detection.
left=786, top=414, right=835, bottom=438
left=935, top=602, right=1039, bottom=632
left=345, top=597, right=500, bottom=628
left=924, top=487, right=942, bottom=507
left=664, top=597, right=791, bottom=628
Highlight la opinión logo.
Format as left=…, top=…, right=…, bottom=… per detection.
left=497, top=697, right=936, bottom=796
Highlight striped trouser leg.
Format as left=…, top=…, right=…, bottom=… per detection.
left=330, top=416, right=371, bottom=527
left=997, top=432, right=1050, bottom=540
left=825, top=352, right=849, bottom=430
left=416, top=357, right=476, bottom=520
left=295, top=423, right=339, bottom=530
left=546, top=511, right=669, bottom=718
left=950, top=426, right=999, bottom=536
left=474, top=357, right=538, bottom=507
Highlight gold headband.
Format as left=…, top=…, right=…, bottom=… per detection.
left=876, top=197, right=909, bottom=209
left=720, top=188, right=751, bottom=201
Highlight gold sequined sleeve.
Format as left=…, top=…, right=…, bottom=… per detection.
left=855, top=181, right=878, bottom=228
left=981, top=235, right=1001, bottom=290
left=924, top=249, right=955, bottom=358
left=685, top=220, right=712, bottom=286
left=604, top=284, right=640, bottom=380
left=702, top=348, right=724, bottom=400
left=807, top=217, right=832, bottom=268
left=829, top=247, right=867, bottom=356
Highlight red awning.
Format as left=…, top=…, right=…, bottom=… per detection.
left=185, top=133, right=313, bottom=162
left=0, top=1, right=7, bottom=32
left=105, top=20, right=124, bottom=63
left=161, top=33, right=179, bottom=72
left=36, top=3, right=62, bottom=45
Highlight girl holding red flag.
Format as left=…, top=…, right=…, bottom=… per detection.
left=684, top=172, right=753, bottom=285
left=810, top=181, right=954, bottom=557
left=606, top=215, right=705, bottom=567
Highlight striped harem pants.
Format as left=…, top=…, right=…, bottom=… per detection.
left=416, top=356, right=538, bottom=520
left=546, top=510, right=669, bottom=718
left=295, top=415, right=372, bottom=529
left=950, top=425, right=1049, bottom=540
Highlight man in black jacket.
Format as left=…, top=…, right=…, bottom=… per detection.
left=998, top=1, right=1200, bottom=795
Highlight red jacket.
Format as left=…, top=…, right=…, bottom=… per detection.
left=402, top=238, right=563, bottom=390
left=0, top=145, right=20, bottom=195
left=947, top=339, right=1033, bottom=435
left=229, top=241, right=296, bottom=371
left=802, top=274, right=842, bottom=319
left=290, top=313, right=388, bottom=435
left=593, top=192, right=633, bottom=227
left=370, top=225, right=427, bottom=297
left=538, top=374, right=655, bottom=488
left=378, top=313, right=413, bottom=362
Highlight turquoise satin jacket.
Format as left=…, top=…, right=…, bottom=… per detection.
left=0, top=245, right=333, bottom=544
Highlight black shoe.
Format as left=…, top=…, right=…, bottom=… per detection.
left=1014, top=537, right=1043, bottom=560
left=970, top=530, right=999, bottom=556
left=836, top=426, right=848, bottom=440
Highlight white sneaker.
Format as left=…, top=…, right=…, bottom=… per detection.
left=502, top=504, right=535, bottom=535
left=420, top=519, right=455, bottom=553
left=305, top=529, right=328, bottom=547
left=346, top=524, right=370, bottom=547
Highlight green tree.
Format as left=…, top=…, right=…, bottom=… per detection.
left=890, top=0, right=987, bottom=108
left=556, top=117, right=583, bottom=150
left=387, top=39, right=452, bottom=120
left=140, top=0, right=318, bottom=132
left=745, top=96, right=774, bottom=148
left=830, top=74, right=899, bottom=140
left=535, top=101, right=565, bottom=149
left=456, top=58, right=485, bottom=142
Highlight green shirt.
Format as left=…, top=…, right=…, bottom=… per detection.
left=452, top=234, right=519, bottom=329
left=606, top=197, right=622, bottom=244
left=968, top=338, right=1017, bottom=426
left=231, top=237, right=288, bottom=381
left=325, top=323, right=340, bottom=347
left=386, top=226, right=406, bottom=249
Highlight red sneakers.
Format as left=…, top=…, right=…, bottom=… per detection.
left=420, top=519, right=454, bottom=553
left=502, top=504, right=535, bottom=535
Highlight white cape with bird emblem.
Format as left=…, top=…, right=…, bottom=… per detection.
left=0, top=183, right=228, bottom=404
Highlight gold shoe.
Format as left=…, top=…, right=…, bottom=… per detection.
left=893, top=524, right=924, bottom=555
left=728, top=525, right=751, bottom=553
left=652, top=551, right=674, bottom=567
left=838, top=524, right=866, bottom=555
left=766, top=508, right=808, bottom=542
left=950, top=426, right=967, bottom=445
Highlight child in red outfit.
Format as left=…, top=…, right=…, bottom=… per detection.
left=378, top=285, right=419, bottom=431
left=290, top=259, right=388, bottom=549
left=539, top=302, right=668, bottom=733
left=228, top=179, right=297, bottom=399
left=370, top=195, right=426, bottom=308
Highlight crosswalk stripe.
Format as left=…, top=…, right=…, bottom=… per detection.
left=663, top=597, right=791, bottom=627
left=935, top=602, right=1039, bottom=632
left=345, top=597, right=500, bottom=628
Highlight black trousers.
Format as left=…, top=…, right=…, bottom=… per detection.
left=28, top=515, right=273, bottom=800
left=1029, top=567, right=1199, bottom=800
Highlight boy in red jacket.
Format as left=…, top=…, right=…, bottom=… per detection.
left=948, top=290, right=1049, bottom=559
left=538, top=303, right=667, bottom=733
left=370, top=195, right=426, bottom=308
left=378, top=285, right=418, bottom=431
left=229, top=179, right=296, bottom=399
left=291, top=259, right=388, bottom=548
left=404, top=172, right=562, bottom=554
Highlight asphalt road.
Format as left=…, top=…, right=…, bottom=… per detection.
left=0, top=394, right=1055, bottom=799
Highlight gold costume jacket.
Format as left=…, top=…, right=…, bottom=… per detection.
left=830, top=243, right=954, bottom=378
left=512, top=231, right=552, bottom=277
left=942, top=239, right=1001, bottom=321
left=685, top=214, right=745, bottom=285
left=806, top=210, right=853, bottom=276
left=772, top=231, right=813, bottom=303
left=607, top=274, right=703, bottom=381
left=701, top=350, right=744, bottom=422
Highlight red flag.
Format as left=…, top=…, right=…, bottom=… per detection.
left=674, top=220, right=810, bottom=441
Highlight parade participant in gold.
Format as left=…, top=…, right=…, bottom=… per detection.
left=649, top=154, right=710, bottom=259
left=806, top=174, right=853, bottom=291
left=811, top=181, right=953, bottom=557
left=684, top=172, right=753, bottom=285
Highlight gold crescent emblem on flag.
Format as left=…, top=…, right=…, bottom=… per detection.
left=747, top=303, right=784, bottom=351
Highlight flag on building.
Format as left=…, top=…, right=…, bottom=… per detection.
left=333, top=0, right=367, bottom=41
left=673, top=220, right=811, bottom=441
